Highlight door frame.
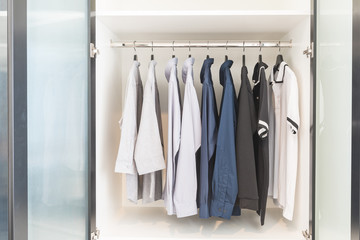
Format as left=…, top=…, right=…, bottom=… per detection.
left=311, top=0, right=316, bottom=238
left=7, top=0, right=28, bottom=239
left=351, top=0, right=360, bottom=239
left=88, top=0, right=97, bottom=239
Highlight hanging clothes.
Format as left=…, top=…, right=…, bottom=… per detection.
left=173, top=57, right=201, bottom=218
left=235, top=65, right=259, bottom=211
left=198, top=58, right=218, bottom=219
left=114, top=60, right=143, bottom=203
left=267, top=67, right=276, bottom=197
left=134, top=60, right=164, bottom=204
left=163, top=57, right=182, bottom=215
left=271, top=61, right=300, bottom=220
left=210, top=60, right=240, bottom=219
left=252, top=61, right=270, bottom=225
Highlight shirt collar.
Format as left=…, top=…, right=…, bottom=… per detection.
left=274, top=61, right=288, bottom=83
left=165, top=57, right=178, bottom=82
left=252, top=61, right=268, bottom=84
left=133, top=60, right=140, bottom=68
left=200, top=58, right=214, bottom=84
left=219, top=60, right=233, bottom=86
left=182, top=57, right=195, bottom=84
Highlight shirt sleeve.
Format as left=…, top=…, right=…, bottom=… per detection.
left=115, top=76, right=138, bottom=174
left=283, top=70, right=300, bottom=220
left=210, top=82, right=238, bottom=220
left=286, top=72, right=300, bottom=134
left=174, top=84, right=201, bottom=218
left=257, top=68, right=269, bottom=139
left=134, top=80, right=165, bottom=175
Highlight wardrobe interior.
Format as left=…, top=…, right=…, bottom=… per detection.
left=95, top=0, right=311, bottom=239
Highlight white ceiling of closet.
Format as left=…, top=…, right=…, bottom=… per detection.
left=96, top=11, right=309, bottom=35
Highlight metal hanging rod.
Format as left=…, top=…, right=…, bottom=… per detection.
left=110, top=40, right=292, bottom=49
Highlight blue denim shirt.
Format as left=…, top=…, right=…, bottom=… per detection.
left=198, top=58, right=218, bottom=218
left=210, top=60, right=240, bottom=219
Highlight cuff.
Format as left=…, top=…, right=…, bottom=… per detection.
left=238, top=198, right=259, bottom=211
left=175, top=201, right=198, bottom=218
left=199, top=203, right=210, bottom=219
left=258, top=120, right=269, bottom=138
left=136, top=155, right=166, bottom=175
left=232, top=205, right=241, bottom=216
left=282, top=206, right=294, bottom=221
left=210, top=199, right=236, bottom=220
left=115, top=159, right=136, bottom=174
left=287, top=117, right=299, bottom=134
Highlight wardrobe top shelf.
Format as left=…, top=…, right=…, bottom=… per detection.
left=96, top=11, right=310, bottom=36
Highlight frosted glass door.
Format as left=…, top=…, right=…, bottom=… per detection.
left=0, top=0, right=8, bottom=239
left=27, top=0, right=90, bottom=240
left=315, top=0, right=352, bottom=239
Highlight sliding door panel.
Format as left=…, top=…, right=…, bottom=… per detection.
left=315, top=0, right=352, bottom=239
left=0, top=0, right=8, bottom=238
left=27, top=0, right=89, bottom=239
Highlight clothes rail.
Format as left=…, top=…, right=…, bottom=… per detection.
left=109, top=40, right=292, bottom=49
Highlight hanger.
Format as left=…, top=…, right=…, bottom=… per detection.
left=242, top=41, right=246, bottom=66
left=274, top=41, right=284, bottom=72
left=133, top=41, right=138, bottom=61
left=172, top=41, right=175, bottom=58
left=188, top=41, right=191, bottom=58
left=206, top=41, right=210, bottom=59
left=258, top=41, right=262, bottom=63
left=225, top=41, right=228, bottom=61
left=150, top=41, right=154, bottom=61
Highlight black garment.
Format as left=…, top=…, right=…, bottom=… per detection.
left=252, top=62, right=270, bottom=226
left=235, top=66, right=258, bottom=211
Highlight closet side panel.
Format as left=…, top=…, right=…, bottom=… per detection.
left=95, top=20, right=124, bottom=234
left=280, top=16, right=311, bottom=230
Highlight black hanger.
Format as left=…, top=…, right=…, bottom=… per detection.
left=274, top=41, right=284, bottom=72
left=242, top=41, right=246, bottom=66
left=275, top=54, right=283, bottom=67
left=133, top=41, right=137, bottom=61
left=258, top=41, right=262, bottom=63
left=172, top=41, right=175, bottom=58
left=225, top=41, right=229, bottom=61
left=188, top=41, right=191, bottom=58
left=150, top=41, right=154, bottom=61
left=206, top=41, right=210, bottom=59
left=273, top=54, right=283, bottom=74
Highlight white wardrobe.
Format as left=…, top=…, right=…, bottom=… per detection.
left=95, top=0, right=311, bottom=239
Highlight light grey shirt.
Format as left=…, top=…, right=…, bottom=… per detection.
left=163, top=58, right=181, bottom=215
left=134, top=60, right=164, bottom=204
left=114, top=60, right=143, bottom=203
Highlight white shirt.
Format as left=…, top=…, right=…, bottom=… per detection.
left=114, top=61, right=143, bottom=203
left=134, top=60, right=165, bottom=175
left=268, top=69, right=276, bottom=196
left=173, top=57, right=201, bottom=218
left=163, top=58, right=182, bottom=215
left=271, top=61, right=300, bottom=220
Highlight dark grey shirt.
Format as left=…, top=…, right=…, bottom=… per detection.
left=235, top=66, right=259, bottom=211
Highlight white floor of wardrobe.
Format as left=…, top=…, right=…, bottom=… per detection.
left=99, top=207, right=303, bottom=240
